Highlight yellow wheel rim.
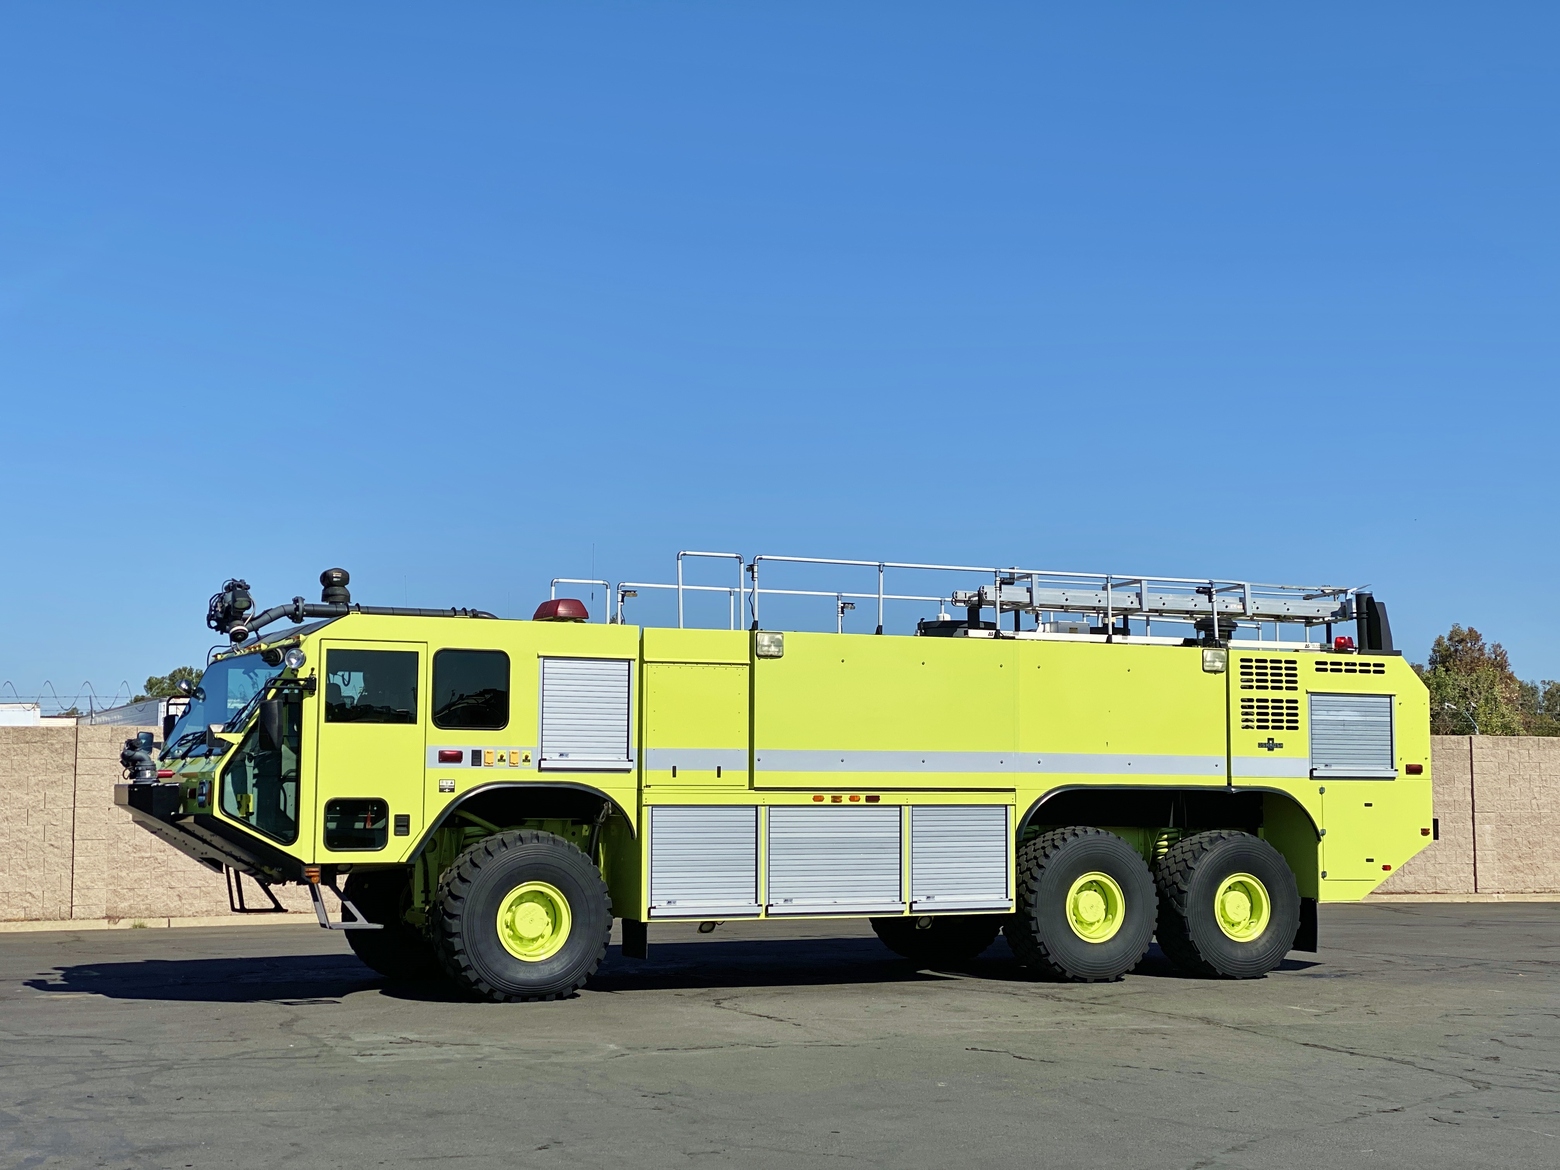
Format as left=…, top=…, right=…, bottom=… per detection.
left=1214, top=872, right=1271, bottom=942
left=1065, top=871, right=1126, bottom=944
left=495, top=881, right=572, bottom=962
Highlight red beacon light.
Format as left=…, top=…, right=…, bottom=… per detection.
left=1333, top=635, right=1355, bottom=651
left=532, top=598, right=589, bottom=622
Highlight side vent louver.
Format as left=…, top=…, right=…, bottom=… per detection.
left=1241, top=697, right=1301, bottom=731
left=1238, top=657, right=1299, bottom=691
left=1315, top=660, right=1386, bottom=675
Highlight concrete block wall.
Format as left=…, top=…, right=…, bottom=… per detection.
left=1375, top=735, right=1560, bottom=895
left=0, top=726, right=79, bottom=921
left=0, top=726, right=1555, bottom=924
left=1, top=724, right=309, bottom=924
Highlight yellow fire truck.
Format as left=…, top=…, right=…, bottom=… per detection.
left=118, top=554, right=1431, bottom=1001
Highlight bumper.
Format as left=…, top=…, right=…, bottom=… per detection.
left=114, top=783, right=304, bottom=884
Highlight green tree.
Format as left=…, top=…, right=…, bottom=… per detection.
left=134, top=665, right=201, bottom=703
left=1517, top=678, right=1560, bottom=736
left=1413, top=626, right=1527, bottom=735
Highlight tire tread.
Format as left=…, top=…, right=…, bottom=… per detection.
left=434, top=829, right=611, bottom=1003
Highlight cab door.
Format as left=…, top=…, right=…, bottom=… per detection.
left=314, top=640, right=426, bottom=862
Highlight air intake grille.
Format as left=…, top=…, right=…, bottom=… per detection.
left=1315, top=660, right=1386, bottom=675
left=1240, top=697, right=1300, bottom=731
left=1239, top=658, right=1298, bottom=691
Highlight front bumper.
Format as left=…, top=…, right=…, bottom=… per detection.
left=114, top=783, right=304, bottom=884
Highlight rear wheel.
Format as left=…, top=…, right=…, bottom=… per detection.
left=342, top=869, right=442, bottom=983
left=435, top=830, right=611, bottom=1002
left=871, top=914, right=1001, bottom=964
left=1154, top=830, right=1301, bottom=978
left=1004, top=827, right=1157, bottom=982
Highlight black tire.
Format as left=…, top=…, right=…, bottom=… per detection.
left=871, top=914, right=1002, bottom=964
left=1004, top=827, right=1157, bottom=982
left=1154, top=830, right=1301, bottom=979
left=342, top=869, right=442, bottom=983
left=434, top=830, right=611, bottom=1003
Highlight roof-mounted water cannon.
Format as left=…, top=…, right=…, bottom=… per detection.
left=207, top=579, right=256, bottom=643
left=202, top=568, right=496, bottom=646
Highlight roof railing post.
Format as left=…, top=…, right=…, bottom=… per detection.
left=876, top=563, right=885, bottom=634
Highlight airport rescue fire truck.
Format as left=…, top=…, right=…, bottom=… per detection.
left=117, top=553, right=1432, bottom=1001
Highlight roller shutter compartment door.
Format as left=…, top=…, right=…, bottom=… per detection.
left=910, top=805, right=1012, bottom=912
left=539, top=657, right=632, bottom=771
left=1310, top=693, right=1395, bottom=778
left=767, top=805, right=905, bottom=915
left=648, top=806, right=760, bottom=918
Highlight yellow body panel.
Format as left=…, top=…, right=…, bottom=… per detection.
left=192, top=613, right=1432, bottom=917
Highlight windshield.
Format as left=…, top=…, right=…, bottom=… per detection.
left=161, top=654, right=283, bottom=759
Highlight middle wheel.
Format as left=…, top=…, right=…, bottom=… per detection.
left=870, top=914, right=1002, bottom=965
left=1004, top=826, right=1157, bottom=982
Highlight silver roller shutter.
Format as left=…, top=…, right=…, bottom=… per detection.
left=910, top=805, right=1011, bottom=912
left=539, top=657, right=632, bottom=771
left=1310, top=693, right=1395, bottom=778
left=767, top=805, right=905, bottom=915
left=648, top=806, right=760, bottom=917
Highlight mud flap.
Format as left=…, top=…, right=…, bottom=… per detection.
left=1292, top=897, right=1318, bottom=953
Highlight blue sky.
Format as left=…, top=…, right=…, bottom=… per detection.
left=2, top=4, right=1557, bottom=708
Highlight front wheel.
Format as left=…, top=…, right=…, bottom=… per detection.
left=1004, top=827, right=1157, bottom=982
left=434, top=830, right=612, bottom=1002
left=1154, top=830, right=1301, bottom=978
left=342, top=869, right=442, bottom=983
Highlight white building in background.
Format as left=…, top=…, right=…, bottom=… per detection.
left=0, top=703, right=79, bottom=727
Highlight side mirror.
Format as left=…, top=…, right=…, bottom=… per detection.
left=259, top=698, right=285, bottom=751
left=203, top=724, right=230, bottom=755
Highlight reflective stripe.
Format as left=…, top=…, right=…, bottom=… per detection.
left=1231, top=756, right=1311, bottom=779
left=753, top=749, right=1225, bottom=776
left=643, top=748, right=749, bottom=772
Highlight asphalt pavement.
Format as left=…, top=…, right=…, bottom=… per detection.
left=1, top=903, right=1556, bottom=1169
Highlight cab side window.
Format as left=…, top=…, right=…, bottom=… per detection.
left=324, top=650, right=418, bottom=724
left=432, top=649, right=510, bottom=730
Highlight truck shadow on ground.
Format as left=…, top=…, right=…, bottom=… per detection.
left=23, top=938, right=1318, bottom=1004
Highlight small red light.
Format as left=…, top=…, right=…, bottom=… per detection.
left=865, top=794, right=880, bottom=803
left=1334, top=636, right=1355, bottom=651
left=1421, top=827, right=1431, bottom=836
left=1382, top=864, right=1392, bottom=871
left=848, top=794, right=861, bottom=802
left=812, top=794, right=825, bottom=802
left=831, top=794, right=843, bottom=803
left=533, top=598, right=589, bottom=622
left=1405, top=763, right=1423, bottom=775
left=437, top=749, right=463, bottom=763
left=157, top=769, right=174, bottom=779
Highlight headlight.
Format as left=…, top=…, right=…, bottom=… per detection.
left=283, top=647, right=307, bottom=670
